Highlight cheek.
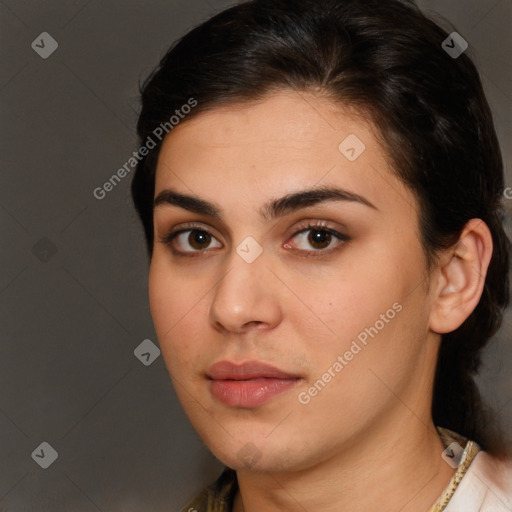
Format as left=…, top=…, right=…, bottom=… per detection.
left=285, top=262, right=404, bottom=350
left=290, top=242, right=427, bottom=371
left=148, top=260, right=209, bottom=371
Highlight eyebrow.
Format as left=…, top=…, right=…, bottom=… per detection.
left=153, top=186, right=377, bottom=221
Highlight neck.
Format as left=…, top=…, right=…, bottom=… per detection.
left=233, top=414, right=455, bottom=512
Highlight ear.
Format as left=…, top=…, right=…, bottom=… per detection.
left=429, top=219, right=493, bottom=334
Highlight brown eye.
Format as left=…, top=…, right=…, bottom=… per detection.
left=286, top=224, right=349, bottom=254
left=188, top=230, right=212, bottom=250
left=308, top=229, right=332, bottom=249
left=165, top=228, right=222, bottom=254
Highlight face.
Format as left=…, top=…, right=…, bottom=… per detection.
left=149, top=91, right=439, bottom=473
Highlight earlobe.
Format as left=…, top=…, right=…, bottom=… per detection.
left=429, top=219, right=493, bottom=335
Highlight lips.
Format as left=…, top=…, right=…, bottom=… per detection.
left=207, top=360, right=300, bottom=380
left=206, top=360, right=302, bottom=407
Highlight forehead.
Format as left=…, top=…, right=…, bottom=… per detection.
left=154, top=91, right=414, bottom=218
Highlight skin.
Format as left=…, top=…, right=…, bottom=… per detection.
left=149, top=91, right=492, bottom=511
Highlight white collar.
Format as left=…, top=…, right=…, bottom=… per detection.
left=444, top=451, right=512, bottom=511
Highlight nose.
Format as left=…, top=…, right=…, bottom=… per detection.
left=209, top=250, right=283, bottom=334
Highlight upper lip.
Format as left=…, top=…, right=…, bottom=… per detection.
left=207, top=360, right=300, bottom=380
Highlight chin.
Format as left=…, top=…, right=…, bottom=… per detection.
left=199, top=431, right=315, bottom=474
left=216, top=449, right=294, bottom=473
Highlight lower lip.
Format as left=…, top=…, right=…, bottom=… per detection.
left=209, top=378, right=300, bottom=407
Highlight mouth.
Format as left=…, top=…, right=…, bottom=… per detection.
left=206, top=360, right=302, bottom=408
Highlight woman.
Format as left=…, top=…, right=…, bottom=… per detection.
left=131, top=0, right=512, bottom=510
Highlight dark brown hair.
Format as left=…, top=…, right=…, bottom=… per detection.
left=131, top=0, right=510, bottom=453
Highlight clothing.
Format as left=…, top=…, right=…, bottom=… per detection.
left=431, top=429, right=512, bottom=511
left=181, top=427, right=512, bottom=512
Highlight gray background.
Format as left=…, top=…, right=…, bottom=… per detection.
left=0, top=0, right=511, bottom=511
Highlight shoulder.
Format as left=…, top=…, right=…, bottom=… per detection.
left=445, top=451, right=512, bottom=511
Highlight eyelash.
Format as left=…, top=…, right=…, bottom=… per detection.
left=158, top=221, right=350, bottom=258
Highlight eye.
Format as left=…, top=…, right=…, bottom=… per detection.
left=286, top=223, right=349, bottom=253
left=161, top=227, right=222, bottom=254
left=159, top=221, right=348, bottom=257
